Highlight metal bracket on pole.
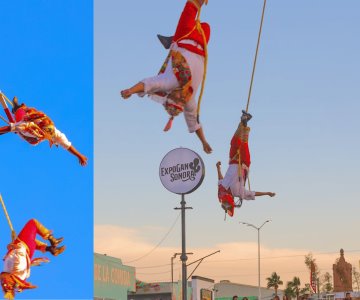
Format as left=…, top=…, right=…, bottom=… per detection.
left=186, top=250, right=220, bottom=280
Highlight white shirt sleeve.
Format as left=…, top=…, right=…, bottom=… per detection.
left=52, top=128, right=72, bottom=149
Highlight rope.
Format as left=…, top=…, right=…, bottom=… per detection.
left=0, top=194, right=17, bottom=241
left=195, top=5, right=208, bottom=121
left=245, top=0, right=267, bottom=113
left=0, top=115, right=9, bottom=124
left=1, top=92, right=14, bottom=107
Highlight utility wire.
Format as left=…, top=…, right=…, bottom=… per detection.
left=124, top=212, right=181, bottom=264
left=132, top=249, right=360, bottom=269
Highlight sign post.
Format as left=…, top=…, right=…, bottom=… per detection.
left=159, top=148, right=205, bottom=300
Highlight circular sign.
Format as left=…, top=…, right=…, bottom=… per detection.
left=159, top=148, right=205, bottom=195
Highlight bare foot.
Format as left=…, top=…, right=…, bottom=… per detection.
left=269, top=192, right=276, bottom=197
left=202, top=141, right=212, bottom=154
left=120, top=89, right=132, bottom=100
left=216, top=161, right=221, bottom=168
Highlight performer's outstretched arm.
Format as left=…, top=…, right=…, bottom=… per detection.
left=195, top=127, right=212, bottom=154
left=254, top=192, right=276, bottom=197
left=52, top=128, right=88, bottom=166
left=67, top=145, right=88, bottom=166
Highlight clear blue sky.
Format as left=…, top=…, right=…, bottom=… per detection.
left=0, top=1, right=93, bottom=299
left=95, top=0, right=360, bottom=286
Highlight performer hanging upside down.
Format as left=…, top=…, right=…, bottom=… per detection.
left=0, top=96, right=87, bottom=166
left=217, top=111, right=275, bottom=217
left=120, top=0, right=212, bottom=154
left=0, top=219, right=65, bottom=299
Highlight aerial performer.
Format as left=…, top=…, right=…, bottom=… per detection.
left=120, top=0, right=212, bottom=154
left=217, top=111, right=276, bottom=217
left=0, top=219, right=65, bottom=299
left=0, top=93, right=88, bottom=166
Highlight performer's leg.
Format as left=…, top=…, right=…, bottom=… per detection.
left=234, top=123, right=251, bottom=169
left=18, top=219, right=63, bottom=258
left=0, top=125, right=11, bottom=135
left=241, top=110, right=252, bottom=127
left=121, top=82, right=145, bottom=99
left=35, top=239, right=65, bottom=256
left=173, top=0, right=207, bottom=42
left=121, top=58, right=180, bottom=100
left=17, top=219, right=48, bottom=258
left=35, top=239, right=48, bottom=253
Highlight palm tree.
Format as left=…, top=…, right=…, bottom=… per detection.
left=285, top=282, right=296, bottom=300
left=266, top=272, right=283, bottom=296
left=321, top=272, right=333, bottom=293
left=300, top=284, right=311, bottom=298
left=290, top=277, right=301, bottom=300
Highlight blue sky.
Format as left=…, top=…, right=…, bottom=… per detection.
left=95, top=0, right=360, bottom=288
left=0, top=1, right=93, bottom=299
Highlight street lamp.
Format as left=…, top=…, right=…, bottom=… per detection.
left=240, top=220, right=271, bottom=300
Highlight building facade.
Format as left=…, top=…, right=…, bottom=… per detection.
left=94, top=253, right=136, bottom=300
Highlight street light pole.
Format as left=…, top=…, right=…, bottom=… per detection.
left=240, top=220, right=271, bottom=300
left=171, top=253, right=182, bottom=285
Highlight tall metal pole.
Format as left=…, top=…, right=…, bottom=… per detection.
left=181, top=194, right=188, bottom=300
left=240, top=220, right=271, bottom=300
left=258, top=228, right=261, bottom=300
left=171, top=256, right=174, bottom=285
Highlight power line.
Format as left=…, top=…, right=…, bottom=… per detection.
left=124, top=212, right=181, bottom=264
left=132, top=249, right=360, bottom=269
left=202, top=249, right=360, bottom=264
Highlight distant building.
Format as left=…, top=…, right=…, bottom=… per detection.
left=93, top=254, right=278, bottom=300
left=214, top=279, right=277, bottom=300
left=127, top=278, right=194, bottom=300
left=127, top=276, right=277, bottom=300
left=94, top=253, right=136, bottom=300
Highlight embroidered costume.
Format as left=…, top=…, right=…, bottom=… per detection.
left=0, top=219, right=65, bottom=299
left=218, top=125, right=255, bottom=217
left=140, top=1, right=210, bottom=132
left=12, top=106, right=71, bottom=149
left=0, top=96, right=87, bottom=166
left=217, top=113, right=275, bottom=217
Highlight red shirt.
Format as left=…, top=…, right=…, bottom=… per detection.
left=173, top=1, right=210, bottom=57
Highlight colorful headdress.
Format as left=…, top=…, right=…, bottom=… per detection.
left=218, top=184, right=235, bottom=217
left=163, top=102, right=184, bottom=132
left=0, top=272, right=37, bottom=299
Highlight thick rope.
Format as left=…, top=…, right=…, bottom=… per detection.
left=0, top=194, right=17, bottom=241
left=245, top=0, right=267, bottom=113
